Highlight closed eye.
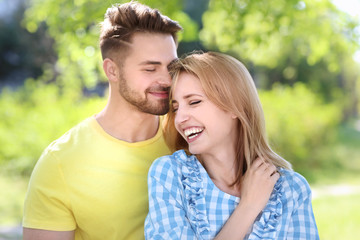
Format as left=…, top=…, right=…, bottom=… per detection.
left=171, top=103, right=179, bottom=113
left=190, top=100, right=201, bottom=105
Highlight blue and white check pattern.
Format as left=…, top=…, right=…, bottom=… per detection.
left=145, top=150, right=319, bottom=239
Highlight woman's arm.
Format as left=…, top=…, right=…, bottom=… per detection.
left=287, top=173, right=320, bottom=239
left=214, top=158, right=280, bottom=240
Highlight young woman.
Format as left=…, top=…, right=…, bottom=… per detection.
left=145, top=52, right=319, bottom=239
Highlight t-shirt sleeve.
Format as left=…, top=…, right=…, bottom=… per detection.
left=22, top=149, right=76, bottom=231
left=144, top=156, right=198, bottom=240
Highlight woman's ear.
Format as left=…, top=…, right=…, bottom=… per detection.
left=103, top=58, right=119, bottom=83
left=231, top=112, right=237, bottom=119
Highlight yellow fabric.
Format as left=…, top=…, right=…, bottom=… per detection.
left=23, top=116, right=171, bottom=240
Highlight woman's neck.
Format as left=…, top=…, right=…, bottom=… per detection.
left=199, top=150, right=241, bottom=197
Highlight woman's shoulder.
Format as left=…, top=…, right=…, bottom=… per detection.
left=148, top=150, right=194, bottom=178
left=279, top=169, right=311, bottom=189
left=278, top=168, right=313, bottom=203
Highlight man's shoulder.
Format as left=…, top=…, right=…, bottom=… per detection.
left=42, top=117, right=95, bottom=157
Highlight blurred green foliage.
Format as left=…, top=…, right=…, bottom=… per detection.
left=201, top=0, right=359, bottom=69
left=313, top=193, right=360, bottom=240
left=259, top=84, right=341, bottom=174
left=0, top=174, right=27, bottom=225
left=201, top=0, right=360, bottom=117
left=0, top=80, right=105, bottom=176
left=0, top=1, right=56, bottom=85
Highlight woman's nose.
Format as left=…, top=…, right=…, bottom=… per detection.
left=174, top=107, right=190, bottom=125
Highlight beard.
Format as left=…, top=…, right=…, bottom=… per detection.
left=118, top=72, right=170, bottom=115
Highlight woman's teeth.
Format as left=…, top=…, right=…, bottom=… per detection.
left=184, top=127, right=204, bottom=139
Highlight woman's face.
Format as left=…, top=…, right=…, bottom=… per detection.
left=171, top=72, right=238, bottom=156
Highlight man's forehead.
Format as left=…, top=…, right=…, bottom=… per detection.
left=124, top=32, right=177, bottom=63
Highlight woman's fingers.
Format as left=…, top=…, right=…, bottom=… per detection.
left=251, top=157, right=264, bottom=168
left=265, top=163, right=277, bottom=175
left=252, top=158, right=278, bottom=176
left=270, top=170, right=280, bottom=183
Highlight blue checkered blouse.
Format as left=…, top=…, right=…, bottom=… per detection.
left=145, top=150, right=319, bottom=240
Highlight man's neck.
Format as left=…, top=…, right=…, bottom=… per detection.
left=95, top=103, right=160, bottom=143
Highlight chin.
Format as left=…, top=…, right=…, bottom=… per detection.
left=188, top=146, right=203, bottom=155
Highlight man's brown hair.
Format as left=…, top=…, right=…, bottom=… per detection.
left=99, top=1, right=182, bottom=61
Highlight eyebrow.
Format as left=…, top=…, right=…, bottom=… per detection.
left=138, top=61, right=162, bottom=66
left=139, top=57, right=179, bottom=67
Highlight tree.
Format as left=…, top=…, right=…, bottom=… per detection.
left=0, top=0, right=55, bottom=87
left=200, top=0, right=360, bottom=113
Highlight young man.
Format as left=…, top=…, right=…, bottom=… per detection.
left=22, top=2, right=182, bottom=240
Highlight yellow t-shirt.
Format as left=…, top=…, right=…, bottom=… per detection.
left=23, top=116, right=171, bottom=239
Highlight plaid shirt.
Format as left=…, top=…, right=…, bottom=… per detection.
left=145, top=150, right=319, bottom=240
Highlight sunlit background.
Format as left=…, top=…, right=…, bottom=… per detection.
left=0, top=0, right=359, bottom=239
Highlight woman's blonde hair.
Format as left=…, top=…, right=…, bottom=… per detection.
left=165, top=51, right=291, bottom=187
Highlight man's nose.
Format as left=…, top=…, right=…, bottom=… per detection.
left=158, top=70, right=171, bottom=86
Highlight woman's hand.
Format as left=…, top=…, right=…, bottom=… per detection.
left=214, top=158, right=280, bottom=240
left=240, top=158, right=280, bottom=213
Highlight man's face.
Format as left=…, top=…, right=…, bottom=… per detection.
left=117, top=32, right=177, bottom=115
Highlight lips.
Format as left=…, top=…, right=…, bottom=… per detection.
left=149, top=91, right=169, bottom=99
left=148, top=86, right=170, bottom=99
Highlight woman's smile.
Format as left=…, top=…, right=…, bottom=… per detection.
left=184, top=127, right=204, bottom=142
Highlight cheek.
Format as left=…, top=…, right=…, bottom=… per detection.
left=127, top=72, right=148, bottom=88
left=173, top=117, right=186, bottom=139
left=174, top=117, right=181, bottom=133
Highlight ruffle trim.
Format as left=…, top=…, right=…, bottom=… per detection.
left=175, top=150, right=211, bottom=239
left=247, top=169, right=284, bottom=240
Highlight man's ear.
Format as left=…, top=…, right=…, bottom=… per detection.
left=103, top=58, right=119, bottom=83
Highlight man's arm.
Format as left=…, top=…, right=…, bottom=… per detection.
left=23, top=228, right=75, bottom=240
